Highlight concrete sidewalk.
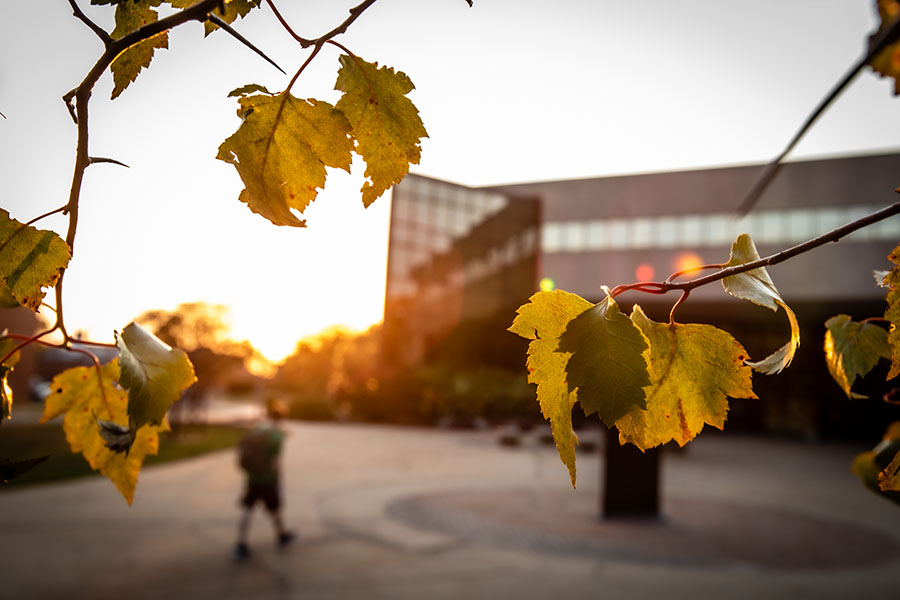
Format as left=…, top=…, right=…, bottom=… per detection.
left=1, top=421, right=899, bottom=599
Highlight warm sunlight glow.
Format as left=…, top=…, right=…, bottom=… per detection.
left=674, top=252, right=704, bottom=275
left=635, top=263, right=655, bottom=281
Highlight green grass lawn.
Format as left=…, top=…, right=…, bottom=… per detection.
left=0, top=423, right=246, bottom=489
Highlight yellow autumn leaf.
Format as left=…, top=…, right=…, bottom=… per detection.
left=0, top=209, right=71, bottom=311
left=41, top=359, right=165, bottom=504
left=110, top=0, right=169, bottom=99
left=509, top=290, right=592, bottom=487
left=883, top=243, right=900, bottom=379
left=618, top=305, right=757, bottom=450
left=869, top=0, right=900, bottom=95
left=217, top=87, right=354, bottom=227
left=334, top=55, right=428, bottom=207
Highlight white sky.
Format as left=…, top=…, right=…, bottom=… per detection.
left=2, top=0, right=900, bottom=362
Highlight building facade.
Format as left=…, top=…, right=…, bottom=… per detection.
left=383, top=152, right=900, bottom=437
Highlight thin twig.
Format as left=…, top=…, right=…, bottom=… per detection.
left=266, top=0, right=378, bottom=48
left=736, top=15, right=900, bottom=214
left=68, top=0, right=113, bottom=47
left=54, top=0, right=224, bottom=346
left=620, top=198, right=900, bottom=300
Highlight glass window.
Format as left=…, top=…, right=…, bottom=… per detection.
left=707, top=214, right=737, bottom=246
left=755, top=212, right=785, bottom=244
left=787, top=210, right=813, bottom=243
left=542, top=222, right=563, bottom=252
left=656, top=217, right=678, bottom=247
left=680, top=216, right=703, bottom=246
left=562, top=222, right=586, bottom=251
left=631, top=218, right=653, bottom=248
left=608, top=219, right=630, bottom=249
left=586, top=220, right=609, bottom=250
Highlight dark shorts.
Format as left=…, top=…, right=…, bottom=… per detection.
left=241, top=481, right=281, bottom=512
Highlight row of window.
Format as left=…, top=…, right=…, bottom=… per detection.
left=541, top=205, right=900, bottom=252
left=393, top=178, right=507, bottom=237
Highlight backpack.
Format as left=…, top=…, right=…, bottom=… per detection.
left=238, top=429, right=271, bottom=474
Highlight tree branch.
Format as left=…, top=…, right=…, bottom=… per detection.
left=736, top=15, right=900, bottom=215
left=613, top=197, right=900, bottom=299
left=266, top=0, right=378, bottom=48
left=68, top=0, right=113, bottom=47
left=55, top=0, right=224, bottom=346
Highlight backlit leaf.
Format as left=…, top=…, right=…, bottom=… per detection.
left=824, top=314, right=890, bottom=399
left=0, top=209, right=71, bottom=311
left=869, top=0, right=900, bottom=94
left=217, top=88, right=354, bottom=227
left=557, top=294, right=650, bottom=428
left=618, top=306, right=756, bottom=450
left=116, top=322, right=196, bottom=430
left=40, top=359, right=165, bottom=504
left=508, top=290, right=592, bottom=486
left=883, top=243, right=900, bottom=378
left=722, top=233, right=799, bottom=374
left=335, top=55, right=427, bottom=207
left=110, top=0, right=168, bottom=99
left=0, top=337, right=20, bottom=424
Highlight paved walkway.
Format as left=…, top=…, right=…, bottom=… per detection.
left=1, top=421, right=899, bottom=599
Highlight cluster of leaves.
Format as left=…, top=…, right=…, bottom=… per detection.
left=0, top=208, right=195, bottom=500
left=101, top=0, right=427, bottom=228
left=0, top=0, right=429, bottom=502
left=822, top=244, right=900, bottom=496
left=510, top=235, right=810, bottom=488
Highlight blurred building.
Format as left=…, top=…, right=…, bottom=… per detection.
left=382, top=151, right=900, bottom=438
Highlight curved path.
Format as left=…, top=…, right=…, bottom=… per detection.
left=1, top=421, right=899, bottom=599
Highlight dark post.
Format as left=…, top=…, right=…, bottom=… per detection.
left=601, top=427, right=661, bottom=519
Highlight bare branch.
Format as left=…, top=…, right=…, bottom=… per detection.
left=613, top=197, right=900, bottom=300
left=68, top=0, right=113, bottom=47
left=267, top=0, right=378, bottom=48
left=207, top=13, right=286, bottom=74
left=736, top=15, right=900, bottom=214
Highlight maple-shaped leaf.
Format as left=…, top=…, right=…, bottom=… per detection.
left=168, top=0, right=261, bottom=36
left=557, top=294, right=650, bottom=428
left=0, top=209, right=71, bottom=311
left=217, top=87, right=354, bottom=227
left=110, top=0, right=169, bottom=99
left=41, top=359, right=166, bottom=504
left=334, top=55, right=427, bottom=207
left=722, top=233, right=799, bottom=374
left=883, top=243, right=900, bottom=379
left=869, top=0, right=900, bottom=94
left=509, top=289, right=593, bottom=487
left=824, top=314, right=891, bottom=399
left=116, top=322, right=196, bottom=430
left=0, top=337, right=21, bottom=424
left=617, top=305, right=756, bottom=450
left=0, top=454, right=49, bottom=484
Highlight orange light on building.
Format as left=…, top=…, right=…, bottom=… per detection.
left=635, top=263, right=655, bottom=281
left=674, top=252, right=704, bottom=275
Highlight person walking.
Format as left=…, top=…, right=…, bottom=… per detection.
left=233, top=399, right=296, bottom=561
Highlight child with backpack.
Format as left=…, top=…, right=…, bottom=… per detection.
left=233, top=399, right=296, bottom=561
